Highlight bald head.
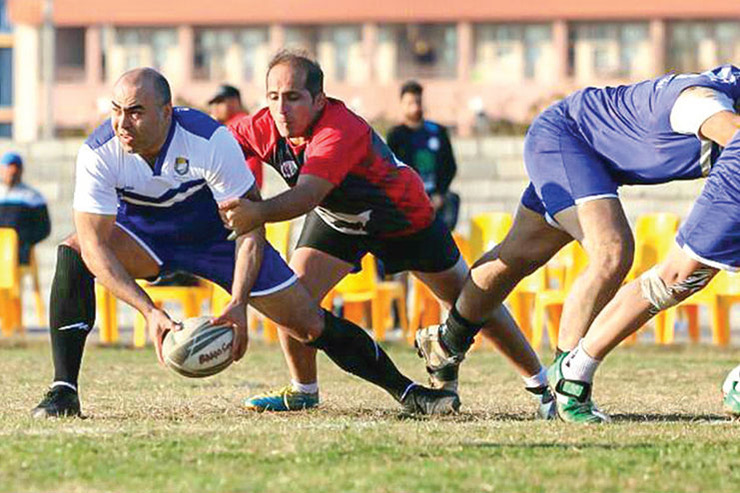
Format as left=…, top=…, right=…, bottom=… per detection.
left=114, top=67, right=172, bottom=106
left=110, top=67, right=173, bottom=163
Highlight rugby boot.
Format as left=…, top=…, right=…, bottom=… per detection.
left=400, top=385, right=460, bottom=416
left=243, top=385, right=319, bottom=412
left=31, top=386, right=82, bottom=418
left=527, top=385, right=557, bottom=420
left=723, top=381, right=740, bottom=417
left=548, top=353, right=609, bottom=424
left=414, top=324, right=464, bottom=392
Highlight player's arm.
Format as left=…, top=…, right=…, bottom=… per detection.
left=213, top=185, right=265, bottom=361
left=699, top=110, right=740, bottom=147
left=220, top=174, right=334, bottom=236
left=74, top=211, right=176, bottom=362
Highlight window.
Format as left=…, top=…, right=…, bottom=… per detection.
left=0, top=123, right=11, bottom=138
left=56, top=27, right=86, bottom=82
left=282, top=25, right=365, bottom=83
left=473, top=24, right=552, bottom=83
left=193, top=27, right=269, bottom=82
left=107, top=28, right=178, bottom=80
left=377, top=24, right=457, bottom=80
left=317, top=26, right=362, bottom=83
left=0, top=0, right=11, bottom=33
left=569, top=22, right=650, bottom=79
left=668, top=21, right=740, bottom=72
left=0, top=47, right=11, bottom=106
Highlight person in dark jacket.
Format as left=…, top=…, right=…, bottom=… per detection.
left=0, top=151, right=51, bottom=264
left=386, top=80, right=459, bottom=230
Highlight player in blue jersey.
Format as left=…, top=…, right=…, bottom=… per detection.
left=415, top=65, right=740, bottom=420
left=550, top=128, right=740, bottom=421
left=31, top=68, right=459, bottom=418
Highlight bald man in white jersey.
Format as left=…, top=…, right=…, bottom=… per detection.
left=31, top=67, right=459, bottom=418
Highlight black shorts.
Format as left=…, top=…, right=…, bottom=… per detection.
left=296, top=211, right=461, bottom=275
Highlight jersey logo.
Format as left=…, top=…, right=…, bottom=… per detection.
left=174, top=157, right=190, bottom=175
left=280, top=160, right=299, bottom=179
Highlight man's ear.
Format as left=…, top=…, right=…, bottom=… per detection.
left=313, top=92, right=327, bottom=110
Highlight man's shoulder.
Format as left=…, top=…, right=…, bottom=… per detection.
left=423, top=120, right=446, bottom=134
left=0, top=183, right=46, bottom=207
left=312, top=99, right=369, bottom=140
left=84, top=119, right=115, bottom=151
left=173, top=107, right=222, bottom=140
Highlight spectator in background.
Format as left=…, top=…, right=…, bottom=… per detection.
left=386, top=80, right=459, bottom=230
left=208, top=84, right=263, bottom=189
left=0, top=151, right=51, bottom=265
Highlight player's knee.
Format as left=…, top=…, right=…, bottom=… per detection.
left=639, top=265, right=714, bottom=314
left=60, top=234, right=81, bottom=253
left=590, top=238, right=634, bottom=283
left=284, top=309, right=325, bottom=344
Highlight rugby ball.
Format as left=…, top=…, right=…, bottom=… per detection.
left=162, top=316, right=235, bottom=378
left=722, top=365, right=740, bottom=398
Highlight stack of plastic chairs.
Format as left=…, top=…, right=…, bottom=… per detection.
left=407, top=232, right=473, bottom=339
left=19, top=248, right=45, bottom=326
left=469, top=212, right=513, bottom=260
left=0, top=228, right=22, bottom=335
left=324, top=253, right=407, bottom=341
left=674, top=270, right=740, bottom=346
left=623, top=213, right=680, bottom=344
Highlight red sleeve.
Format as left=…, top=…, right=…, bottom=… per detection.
left=246, top=156, right=263, bottom=189
left=227, top=111, right=273, bottom=163
left=301, top=119, right=369, bottom=186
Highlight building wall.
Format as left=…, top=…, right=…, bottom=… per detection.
left=5, top=1, right=740, bottom=140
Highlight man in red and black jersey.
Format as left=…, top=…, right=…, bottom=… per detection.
left=221, top=50, right=554, bottom=415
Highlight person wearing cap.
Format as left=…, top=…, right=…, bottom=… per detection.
left=209, top=84, right=263, bottom=189
left=0, top=151, right=51, bottom=265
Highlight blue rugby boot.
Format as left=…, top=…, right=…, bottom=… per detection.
left=244, top=385, right=319, bottom=412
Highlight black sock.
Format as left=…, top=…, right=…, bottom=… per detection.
left=49, top=245, right=96, bottom=388
left=308, top=310, right=414, bottom=402
left=441, top=305, right=484, bottom=354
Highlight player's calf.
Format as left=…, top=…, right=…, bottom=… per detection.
left=32, top=244, right=95, bottom=418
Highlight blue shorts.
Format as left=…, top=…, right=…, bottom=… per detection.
left=521, top=102, right=618, bottom=220
left=675, top=140, right=740, bottom=272
left=115, top=220, right=298, bottom=295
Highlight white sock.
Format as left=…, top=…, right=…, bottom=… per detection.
left=561, top=340, right=601, bottom=383
left=291, top=380, right=319, bottom=394
left=51, top=381, right=77, bottom=392
left=522, top=367, right=548, bottom=389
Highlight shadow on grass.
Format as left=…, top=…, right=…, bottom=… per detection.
left=460, top=442, right=657, bottom=450
left=610, top=413, right=731, bottom=423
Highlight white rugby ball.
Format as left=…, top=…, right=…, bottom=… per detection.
left=162, top=316, right=235, bottom=378
left=722, top=364, right=740, bottom=397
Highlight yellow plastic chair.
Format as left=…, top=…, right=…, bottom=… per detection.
left=132, top=279, right=212, bottom=347
left=96, top=283, right=119, bottom=344
left=0, top=228, right=22, bottom=335
left=469, top=212, right=513, bottom=260
left=675, top=271, right=740, bottom=346
left=18, top=248, right=45, bottom=326
left=324, top=254, right=407, bottom=341
left=407, top=232, right=473, bottom=342
left=508, top=265, right=548, bottom=344
left=530, top=242, right=589, bottom=350
left=624, top=213, right=680, bottom=344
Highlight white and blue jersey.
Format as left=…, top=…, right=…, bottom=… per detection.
left=74, top=107, right=296, bottom=294
left=676, top=130, right=740, bottom=271
left=522, top=64, right=740, bottom=219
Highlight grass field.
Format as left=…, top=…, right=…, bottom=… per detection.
left=2, top=337, right=740, bottom=493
